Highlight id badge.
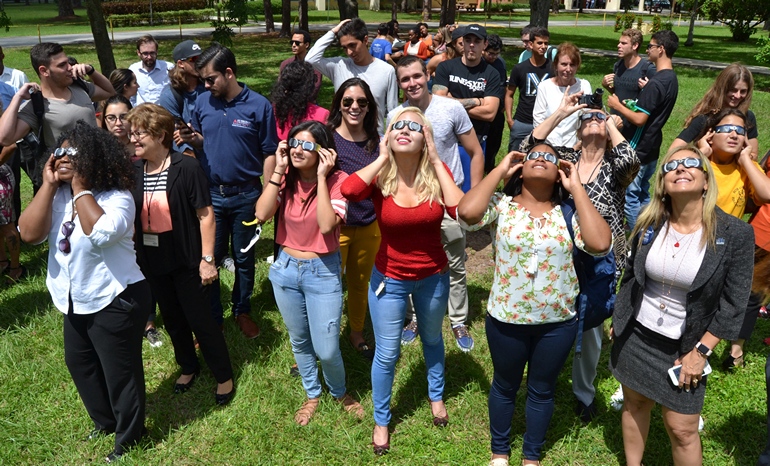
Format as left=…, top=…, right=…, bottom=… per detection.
left=143, top=233, right=159, bottom=247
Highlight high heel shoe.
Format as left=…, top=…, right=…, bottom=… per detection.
left=372, top=430, right=390, bottom=456
left=174, top=370, right=200, bottom=394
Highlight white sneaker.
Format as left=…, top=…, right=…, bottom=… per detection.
left=610, top=385, right=624, bottom=411
left=221, top=256, right=236, bottom=273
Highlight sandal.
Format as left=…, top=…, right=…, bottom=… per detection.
left=722, top=354, right=744, bottom=371
left=294, top=398, right=319, bottom=426
left=336, top=393, right=365, bottom=420
left=355, top=342, right=375, bottom=361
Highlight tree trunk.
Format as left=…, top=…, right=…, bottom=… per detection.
left=72, top=0, right=82, bottom=7
left=340, top=0, right=358, bottom=19
left=279, top=0, right=290, bottom=36
left=551, top=0, right=559, bottom=14
left=684, top=0, right=697, bottom=46
left=440, top=0, right=456, bottom=26
left=578, top=0, right=583, bottom=13
left=529, top=0, right=549, bottom=27
left=84, top=0, right=116, bottom=76
left=392, top=0, right=398, bottom=21
left=58, top=0, right=75, bottom=16
left=422, top=0, right=430, bottom=21
left=299, top=0, right=308, bottom=31
left=263, top=0, right=275, bottom=33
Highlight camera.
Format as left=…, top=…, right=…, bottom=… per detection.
left=579, top=88, right=604, bottom=109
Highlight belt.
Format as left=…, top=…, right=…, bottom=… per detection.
left=214, top=179, right=261, bottom=197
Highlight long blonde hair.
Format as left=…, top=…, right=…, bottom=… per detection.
left=631, top=145, right=718, bottom=249
left=377, top=106, right=443, bottom=206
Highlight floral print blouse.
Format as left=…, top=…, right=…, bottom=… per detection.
left=464, top=193, right=603, bottom=325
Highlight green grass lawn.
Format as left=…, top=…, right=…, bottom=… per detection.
left=1, top=34, right=770, bottom=465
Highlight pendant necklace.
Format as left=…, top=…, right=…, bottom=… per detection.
left=657, top=227, right=695, bottom=326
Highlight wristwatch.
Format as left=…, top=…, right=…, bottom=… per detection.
left=201, top=255, right=214, bottom=264
left=695, top=341, right=712, bottom=357
left=86, top=65, right=95, bottom=76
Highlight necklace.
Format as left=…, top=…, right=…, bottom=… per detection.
left=143, top=153, right=170, bottom=231
left=577, top=156, right=602, bottom=185
left=657, top=226, right=696, bottom=325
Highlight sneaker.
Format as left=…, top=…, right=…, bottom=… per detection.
left=221, top=256, right=236, bottom=273
left=235, top=314, right=260, bottom=339
left=144, top=327, right=163, bottom=347
left=401, top=320, right=418, bottom=345
left=452, top=324, right=474, bottom=352
left=760, top=306, right=769, bottom=319
left=609, top=385, right=624, bottom=411
left=698, top=415, right=704, bottom=432
left=576, top=399, right=598, bottom=423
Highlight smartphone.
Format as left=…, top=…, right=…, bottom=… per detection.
left=668, top=361, right=712, bottom=387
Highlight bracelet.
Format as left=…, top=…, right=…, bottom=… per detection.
left=86, top=65, right=95, bottom=76
left=274, top=170, right=284, bottom=176
left=268, top=180, right=281, bottom=188
left=72, top=190, right=94, bottom=203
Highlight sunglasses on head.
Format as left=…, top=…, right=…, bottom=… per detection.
left=392, top=119, right=423, bottom=133
left=288, top=138, right=321, bottom=152
left=53, top=147, right=78, bottom=159
left=579, top=112, right=607, bottom=122
left=661, top=157, right=705, bottom=174
left=341, top=97, right=369, bottom=108
left=525, top=151, right=559, bottom=165
left=59, top=220, right=75, bottom=254
left=713, top=124, right=746, bottom=136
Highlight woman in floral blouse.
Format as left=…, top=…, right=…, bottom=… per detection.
left=458, top=143, right=611, bottom=466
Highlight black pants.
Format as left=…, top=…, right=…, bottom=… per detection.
left=485, top=112, right=506, bottom=173
left=148, top=266, right=233, bottom=383
left=63, top=281, right=151, bottom=454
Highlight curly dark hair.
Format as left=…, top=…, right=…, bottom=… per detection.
left=54, top=120, right=134, bottom=192
left=284, top=120, right=339, bottom=213
left=271, top=61, right=316, bottom=130
left=327, top=78, right=379, bottom=153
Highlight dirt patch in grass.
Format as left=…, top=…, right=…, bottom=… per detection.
left=465, top=229, right=494, bottom=277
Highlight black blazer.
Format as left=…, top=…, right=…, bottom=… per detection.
left=612, top=208, right=754, bottom=355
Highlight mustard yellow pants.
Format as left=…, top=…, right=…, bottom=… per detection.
left=339, top=221, right=381, bottom=333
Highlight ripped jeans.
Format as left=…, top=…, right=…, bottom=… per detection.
left=269, top=249, right=347, bottom=399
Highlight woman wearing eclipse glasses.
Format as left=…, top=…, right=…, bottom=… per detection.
left=256, top=120, right=365, bottom=427
left=458, top=139, right=611, bottom=466
left=523, top=89, right=639, bottom=423
left=17, top=121, right=151, bottom=463
left=695, top=108, right=770, bottom=371
left=341, top=107, right=464, bottom=455
left=609, top=145, right=753, bottom=466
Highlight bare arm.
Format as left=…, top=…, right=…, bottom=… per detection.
left=607, top=93, right=649, bottom=128
left=72, top=64, right=115, bottom=102
left=458, top=151, right=520, bottom=224
left=425, top=130, right=463, bottom=207
left=255, top=142, right=287, bottom=221
left=432, top=84, right=449, bottom=97
left=315, top=148, right=343, bottom=234
left=0, top=82, right=36, bottom=145
left=18, top=154, right=57, bottom=243
left=737, top=141, right=770, bottom=203
left=560, top=159, right=612, bottom=254
left=532, top=89, right=585, bottom=141
left=504, top=85, right=516, bottom=129
left=456, top=128, right=484, bottom=188
left=197, top=205, right=218, bottom=285
left=467, top=96, right=499, bottom=122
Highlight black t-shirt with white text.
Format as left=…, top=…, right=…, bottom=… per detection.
left=508, top=58, right=551, bottom=124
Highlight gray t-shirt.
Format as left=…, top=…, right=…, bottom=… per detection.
left=387, top=95, right=472, bottom=187
left=18, top=82, right=96, bottom=150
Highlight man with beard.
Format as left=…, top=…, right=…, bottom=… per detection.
left=129, top=34, right=173, bottom=105
left=185, top=44, right=277, bottom=340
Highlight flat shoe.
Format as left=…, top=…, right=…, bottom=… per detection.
left=215, top=387, right=235, bottom=406
left=372, top=430, right=390, bottom=456
left=355, top=342, right=375, bottom=361
left=431, top=403, right=449, bottom=427
left=174, top=370, right=200, bottom=394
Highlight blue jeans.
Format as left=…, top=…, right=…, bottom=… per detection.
left=486, top=314, right=578, bottom=460
left=508, top=119, right=534, bottom=153
left=368, top=266, right=449, bottom=427
left=459, top=139, right=486, bottom=193
left=210, top=188, right=260, bottom=323
left=624, top=159, right=657, bottom=231
left=269, top=249, right=346, bottom=399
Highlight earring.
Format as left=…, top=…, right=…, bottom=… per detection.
left=702, top=190, right=707, bottom=198
left=661, top=194, right=667, bottom=203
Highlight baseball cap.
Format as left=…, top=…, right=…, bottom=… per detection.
left=172, top=40, right=202, bottom=62
left=464, top=24, right=487, bottom=40
left=451, top=26, right=466, bottom=42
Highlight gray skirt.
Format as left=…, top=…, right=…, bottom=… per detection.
left=610, top=320, right=706, bottom=414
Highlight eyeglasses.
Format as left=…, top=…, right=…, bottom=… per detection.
left=525, top=151, right=559, bottom=165
left=341, top=97, right=369, bottom=108
left=104, top=113, right=128, bottom=124
left=288, top=138, right=321, bottom=152
left=661, top=157, right=705, bottom=174
left=53, top=147, right=78, bottom=159
left=202, top=75, right=218, bottom=86
left=59, top=220, right=75, bottom=254
left=129, top=130, right=151, bottom=140
left=713, top=124, right=746, bottom=136
left=290, top=40, right=303, bottom=46
left=392, top=120, right=423, bottom=133
left=646, top=43, right=662, bottom=50
left=579, top=112, right=608, bottom=122
left=139, top=51, right=157, bottom=57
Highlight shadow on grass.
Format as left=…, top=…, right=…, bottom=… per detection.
left=709, top=409, right=767, bottom=466
left=0, top=242, right=52, bottom=331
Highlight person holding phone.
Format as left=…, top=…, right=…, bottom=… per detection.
left=610, top=146, right=754, bottom=466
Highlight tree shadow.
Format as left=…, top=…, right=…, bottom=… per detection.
left=0, top=243, right=55, bottom=331
left=709, top=410, right=767, bottom=466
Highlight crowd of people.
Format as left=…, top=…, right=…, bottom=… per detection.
left=0, top=18, right=767, bottom=466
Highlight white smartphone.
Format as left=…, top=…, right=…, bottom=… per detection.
left=668, top=361, right=712, bottom=387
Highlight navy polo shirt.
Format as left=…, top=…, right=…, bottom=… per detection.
left=192, top=83, right=278, bottom=186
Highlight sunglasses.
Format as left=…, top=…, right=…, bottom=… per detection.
left=288, top=138, right=321, bottom=152
left=186, top=55, right=199, bottom=63
left=579, top=112, right=607, bottom=122
left=290, top=40, right=303, bottom=46
left=392, top=120, right=423, bottom=133
left=646, top=43, right=662, bottom=50
left=341, top=97, right=369, bottom=108
left=53, top=147, right=78, bottom=159
left=661, top=157, right=705, bottom=174
left=104, top=113, right=128, bottom=124
left=59, top=220, right=75, bottom=254
left=713, top=124, right=746, bottom=136
left=202, top=75, right=218, bottom=86
left=525, top=151, right=559, bottom=165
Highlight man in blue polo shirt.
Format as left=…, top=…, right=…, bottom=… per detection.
left=186, top=44, right=277, bottom=339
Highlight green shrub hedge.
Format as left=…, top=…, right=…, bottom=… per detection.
left=103, top=0, right=207, bottom=16
left=107, top=8, right=215, bottom=26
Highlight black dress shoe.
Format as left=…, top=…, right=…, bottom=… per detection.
left=105, top=449, right=122, bottom=463
left=174, top=370, right=200, bottom=394
left=87, top=429, right=110, bottom=441
left=215, top=387, right=235, bottom=406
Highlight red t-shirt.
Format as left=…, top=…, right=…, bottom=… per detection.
left=341, top=166, right=457, bottom=280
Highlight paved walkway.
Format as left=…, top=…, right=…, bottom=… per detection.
left=4, top=19, right=768, bottom=75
